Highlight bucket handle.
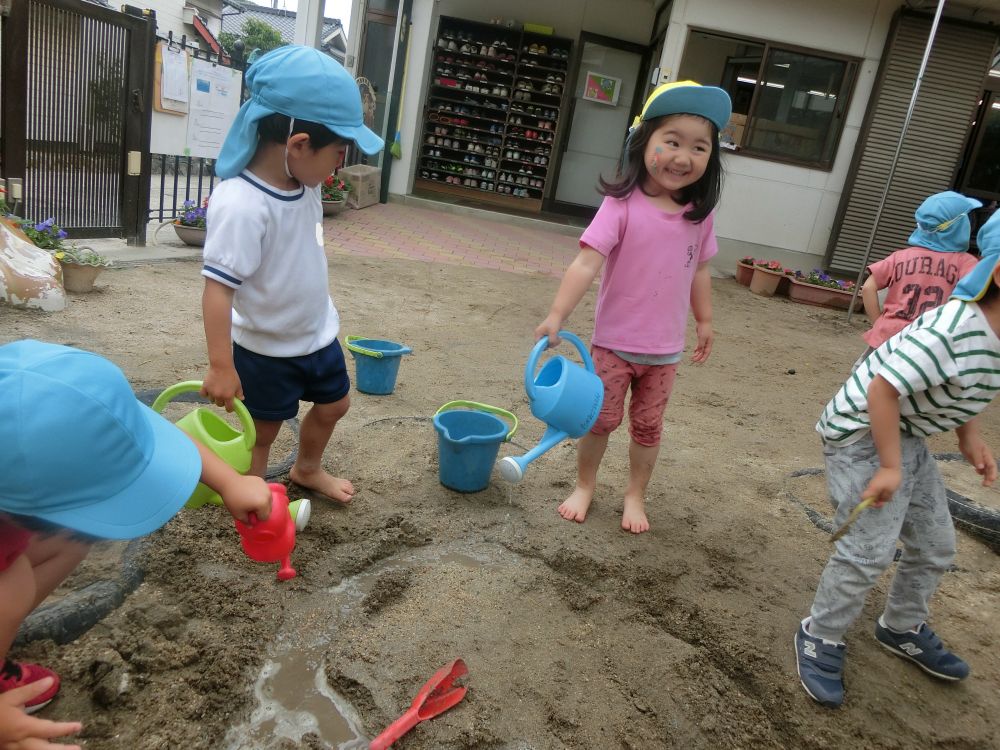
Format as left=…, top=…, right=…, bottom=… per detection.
left=150, top=381, right=256, bottom=453
left=435, top=400, right=519, bottom=441
left=345, top=335, right=413, bottom=359
left=525, top=330, right=595, bottom=397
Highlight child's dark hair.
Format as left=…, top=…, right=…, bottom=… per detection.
left=257, top=113, right=348, bottom=150
left=599, top=115, right=722, bottom=223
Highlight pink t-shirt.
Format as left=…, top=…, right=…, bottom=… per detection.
left=580, top=191, right=718, bottom=354
left=863, top=247, right=978, bottom=348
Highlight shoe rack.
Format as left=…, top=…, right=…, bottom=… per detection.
left=415, top=16, right=572, bottom=213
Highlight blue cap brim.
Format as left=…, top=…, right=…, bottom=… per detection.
left=642, top=86, right=732, bottom=132
left=34, top=404, right=201, bottom=539
left=953, top=253, right=1000, bottom=302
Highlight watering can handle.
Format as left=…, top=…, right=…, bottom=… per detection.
left=150, top=381, right=256, bottom=454
left=524, top=330, right=596, bottom=398
left=435, top=400, right=519, bottom=441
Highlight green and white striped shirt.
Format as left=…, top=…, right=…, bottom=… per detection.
left=817, top=300, right=1000, bottom=446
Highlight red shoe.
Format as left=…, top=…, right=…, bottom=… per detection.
left=0, top=660, right=60, bottom=713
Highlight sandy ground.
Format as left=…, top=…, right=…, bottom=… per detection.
left=3, top=254, right=1000, bottom=750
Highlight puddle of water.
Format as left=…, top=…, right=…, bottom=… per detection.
left=225, top=542, right=507, bottom=749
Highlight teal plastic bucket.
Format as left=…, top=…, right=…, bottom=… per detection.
left=346, top=336, right=412, bottom=395
left=433, top=401, right=518, bottom=492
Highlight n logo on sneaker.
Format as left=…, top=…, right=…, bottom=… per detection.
left=803, top=641, right=818, bottom=659
left=899, top=642, right=923, bottom=657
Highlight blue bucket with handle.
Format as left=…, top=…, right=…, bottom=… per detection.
left=346, top=335, right=412, bottom=395
left=433, top=401, right=518, bottom=492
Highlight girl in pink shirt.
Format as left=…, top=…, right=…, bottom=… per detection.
left=535, top=81, right=731, bottom=534
left=859, top=191, right=981, bottom=353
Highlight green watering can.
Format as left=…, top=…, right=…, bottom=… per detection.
left=152, top=381, right=256, bottom=509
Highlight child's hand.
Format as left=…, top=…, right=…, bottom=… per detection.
left=534, top=315, right=563, bottom=347
left=862, top=466, right=902, bottom=507
left=0, top=678, right=82, bottom=749
left=959, top=434, right=998, bottom=487
left=220, top=474, right=273, bottom=524
left=692, top=321, right=714, bottom=363
left=201, top=366, right=243, bottom=412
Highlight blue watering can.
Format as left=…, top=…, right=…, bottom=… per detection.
left=497, top=330, right=604, bottom=482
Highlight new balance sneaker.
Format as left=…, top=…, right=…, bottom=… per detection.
left=795, top=619, right=846, bottom=708
left=0, top=660, right=60, bottom=713
left=874, top=616, right=970, bottom=681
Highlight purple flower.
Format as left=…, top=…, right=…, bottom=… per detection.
left=34, top=217, right=55, bottom=232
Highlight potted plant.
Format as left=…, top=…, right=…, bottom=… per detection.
left=20, top=217, right=111, bottom=293
left=735, top=255, right=756, bottom=286
left=321, top=174, right=352, bottom=215
left=789, top=269, right=862, bottom=311
left=749, top=259, right=791, bottom=297
left=174, top=199, right=208, bottom=246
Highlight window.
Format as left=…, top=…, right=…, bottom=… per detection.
left=678, top=30, right=859, bottom=169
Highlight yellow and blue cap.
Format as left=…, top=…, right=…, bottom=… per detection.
left=952, top=210, right=1000, bottom=301
left=908, top=191, right=982, bottom=253
left=630, top=80, right=732, bottom=133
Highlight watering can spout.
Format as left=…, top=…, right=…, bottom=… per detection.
left=498, top=425, right=567, bottom=483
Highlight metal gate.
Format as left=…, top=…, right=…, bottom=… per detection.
left=1, top=0, right=155, bottom=242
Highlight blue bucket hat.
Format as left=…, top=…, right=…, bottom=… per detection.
left=908, top=191, right=982, bottom=253
left=953, top=211, right=1000, bottom=301
left=0, top=340, right=201, bottom=539
left=216, top=45, right=384, bottom=179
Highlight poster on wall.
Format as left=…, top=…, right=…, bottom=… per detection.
left=583, top=71, right=622, bottom=106
left=185, top=59, right=243, bottom=159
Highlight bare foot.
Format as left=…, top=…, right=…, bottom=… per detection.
left=621, top=495, right=649, bottom=534
left=289, top=465, right=354, bottom=504
left=558, top=486, right=594, bottom=523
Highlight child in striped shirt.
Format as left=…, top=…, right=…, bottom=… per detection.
left=794, top=211, right=1000, bottom=709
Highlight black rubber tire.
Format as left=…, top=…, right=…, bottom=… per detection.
left=134, top=387, right=299, bottom=479
left=787, top=455, right=1000, bottom=553
left=15, top=539, right=147, bottom=647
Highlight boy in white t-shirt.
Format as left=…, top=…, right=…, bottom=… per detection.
left=200, top=46, right=383, bottom=503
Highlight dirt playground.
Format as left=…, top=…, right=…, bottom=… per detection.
left=2, top=252, right=999, bottom=750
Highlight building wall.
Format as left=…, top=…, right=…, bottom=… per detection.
left=387, top=0, right=657, bottom=197
left=660, top=0, right=899, bottom=266
left=144, top=0, right=224, bottom=41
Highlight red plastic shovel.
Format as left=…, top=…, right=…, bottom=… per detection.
left=368, top=659, right=468, bottom=750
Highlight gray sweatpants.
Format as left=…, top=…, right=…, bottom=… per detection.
left=808, top=432, right=957, bottom=643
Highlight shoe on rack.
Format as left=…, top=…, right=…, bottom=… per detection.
left=794, top=619, right=845, bottom=708
left=874, top=617, right=970, bottom=681
left=0, top=660, right=60, bottom=714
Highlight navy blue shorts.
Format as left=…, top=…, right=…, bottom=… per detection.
left=233, top=338, right=351, bottom=421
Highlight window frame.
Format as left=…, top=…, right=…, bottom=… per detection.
left=682, top=27, right=861, bottom=171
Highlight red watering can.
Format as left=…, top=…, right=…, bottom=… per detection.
left=369, top=659, right=468, bottom=750
left=234, top=483, right=296, bottom=581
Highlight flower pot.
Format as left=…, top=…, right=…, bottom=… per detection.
left=322, top=199, right=347, bottom=216
left=788, top=278, right=862, bottom=311
left=174, top=224, right=206, bottom=246
left=749, top=267, right=788, bottom=297
left=61, top=262, right=104, bottom=293
left=735, top=260, right=755, bottom=286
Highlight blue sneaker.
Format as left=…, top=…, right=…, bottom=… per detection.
left=795, top=619, right=845, bottom=708
left=874, top=617, right=970, bottom=681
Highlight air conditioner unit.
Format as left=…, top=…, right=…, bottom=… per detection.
left=182, top=5, right=197, bottom=25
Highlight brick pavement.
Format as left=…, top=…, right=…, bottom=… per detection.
left=323, top=201, right=581, bottom=278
